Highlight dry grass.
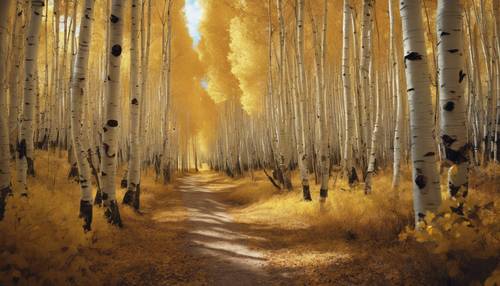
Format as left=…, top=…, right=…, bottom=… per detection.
left=0, top=151, right=206, bottom=286
left=221, top=165, right=499, bottom=285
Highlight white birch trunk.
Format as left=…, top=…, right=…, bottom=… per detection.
left=295, top=0, right=311, bottom=201
left=400, top=0, right=441, bottom=223
left=437, top=0, right=468, bottom=204
left=70, top=0, right=95, bottom=231
left=0, top=0, right=13, bottom=220
left=390, top=0, right=403, bottom=189
left=9, top=1, right=24, bottom=157
left=17, top=0, right=44, bottom=196
left=365, top=77, right=381, bottom=194
left=101, top=0, right=124, bottom=227
left=124, top=0, right=142, bottom=210
left=342, top=0, right=356, bottom=186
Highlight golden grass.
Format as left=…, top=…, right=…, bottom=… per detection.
left=0, top=151, right=202, bottom=285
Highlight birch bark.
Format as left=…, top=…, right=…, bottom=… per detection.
left=70, top=0, right=95, bottom=231
left=400, top=0, right=441, bottom=223
left=101, top=0, right=124, bottom=226
left=437, top=0, right=468, bottom=203
left=0, top=0, right=13, bottom=220
left=123, top=0, right=142, bottom=210
left=17, top=0, right=45, bottom=196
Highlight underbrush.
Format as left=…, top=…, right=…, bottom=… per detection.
left=0, top=159, right=114, bottom=285
left=400, top=165, right=500, bottom=285
left=228, top=164, right=499, bottom=284
left=231, top=169, right=415, bottom=241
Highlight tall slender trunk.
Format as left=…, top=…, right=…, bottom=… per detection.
left=390, top=0, right=403, bottom=189
left=0, top=0, right=13, bottom=220
left=365, top=76, right=381, bottom=194
left=124, top=0, right=142, bottom=210
left=400, top=0, right=441, bottom=224
left=437, top=0, right=468, bottom=207
left=17, top=0, right=45, bottom=196
left=318, top=0, right=329, bottom=201
left=295, top=0, right=311, bottom=201
left=70, top=0, right=95, bottom=232
left=342, top=0, right=356, bottom=186
left=9, top=1, right=24, bottom=157
left=493, top=0, right=500, bottom=162
left=276, top=0, right=292, bottom=190
left=359, top=0, right=374, bottom=178
left=101, top=0, right=124, bottom=227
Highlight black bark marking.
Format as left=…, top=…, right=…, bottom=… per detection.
left=320, top=188, right=328, bottom=199
left=424, top=152, right=435, bottom=157
left=444, top=143, right=469, bottom=164
left=417, top=212, right=426, bottom=220
left=348, top=167, right=359, bottom=186
left=107, top=119, right=118, bottom=127
left=440, top=31, right=450, bottom=36
left=17, top=139, right=27, bottom=159
left=302, top=185, right=312, bottom=201
left=459, top=70, right=466, bottom=83
left=449, top=183, right=460, bottom=198
left=415, top=175, right=427, bottom=189
left=111, top=44, right=122, bottom=57
left=450, top=203, right=464, bottom=216
left=443, top=101, right=455, bottom=111
left=404, top=52, right=423, bottom=61
left=441, top=134, right=457, bottom=147
left=103, top=143, right=116, bottom=158
left=110, top=14, right=119, bottom=23
left=0, top=186, right=13, bottom=221
left=104, top=200, right=123, bottom=227
left=79, top=200, right=93, bottom=232
left=407, top=88, right=415, bottom=92
left=448, top=49, right=459, bottom=53
left=131, top=98, right=138, bottom=105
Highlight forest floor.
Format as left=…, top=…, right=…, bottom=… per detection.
left=1, top=151, right=499, bottom=285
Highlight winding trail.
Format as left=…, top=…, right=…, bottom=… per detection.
left=176, top=173, right=270, bottom=285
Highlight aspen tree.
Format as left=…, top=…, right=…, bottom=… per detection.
left=0, top=0, right=13, bottom=220
left=342, top=0, right=357, bottom=186
left=123, top=0, right=142, bottom=210
left=9, top=1, right=25, bottom=157
left=365, top=76, right=381, bottom=194
left=389, top=0, right=403, bottom=189
left=400, top=0, right=441, bottom=223
left=17, top=0, right=45, bottom=196
left=493, top=0, right=500, bottom=162
left=359, top=0, right=374, bottom=177
left=437, top=0, right=469, bottom=204
left=276, top=0, right=292, bottom=190
left=101, top=0, right=124, bottom=227
left=295, top=0, right=311, bottom=201
left=70, top=0, right=95, bottom=231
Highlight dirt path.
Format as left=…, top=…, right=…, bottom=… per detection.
left=176, top=173, right=272, bottom=286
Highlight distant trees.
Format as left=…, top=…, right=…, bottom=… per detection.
left=0, top=0, right=497, bottom=232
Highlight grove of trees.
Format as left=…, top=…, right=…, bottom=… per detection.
left=0, top=0, right=498, bottom=235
